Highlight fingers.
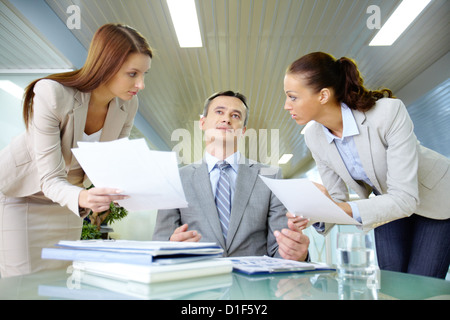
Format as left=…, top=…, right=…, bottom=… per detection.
left=170, top=224, right=201, bottom=242
left=89, top=188, right=130, bottom=203
left=174, top=224, right=189, bottom=234
left=286, top=212, right=309, bottom=231
left=274, top=226, right=310, bottom=261
left=287, top=218, right=308, bottom=232
left=88, top=187, right=124, bottom=195
left=277, top=227, right=308, bottom=244
left=80, top=188, right=130, bottom=213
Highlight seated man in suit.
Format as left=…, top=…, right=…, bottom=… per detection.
left=153, top=91, right=309, bottom=261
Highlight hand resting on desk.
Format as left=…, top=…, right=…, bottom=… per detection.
left=169, top=224, right=202, bottom=242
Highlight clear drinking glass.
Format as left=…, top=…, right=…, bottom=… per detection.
left=336, top=232, right=379, bottom=280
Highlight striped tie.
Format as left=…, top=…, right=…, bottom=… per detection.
left=215, top=161, right=231, bottom=240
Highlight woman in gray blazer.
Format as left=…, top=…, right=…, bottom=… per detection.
left=0, top=24, right=153, bottom=277
left=283, top=52, right=449, bottom=278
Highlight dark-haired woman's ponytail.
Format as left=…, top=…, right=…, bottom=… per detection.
left=286, top=52, right=394, bottom=112
left=338, top=57, right=393, bottom=112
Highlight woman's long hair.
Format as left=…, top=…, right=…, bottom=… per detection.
left=286, top=52, right=393, bottom=112
left=23, top=23, right=153, bottom=128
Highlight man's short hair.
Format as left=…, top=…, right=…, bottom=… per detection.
left=202, top=90, right=249, bottom=126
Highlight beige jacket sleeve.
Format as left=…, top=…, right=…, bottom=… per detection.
left=30, top=80, right=138, bottom=215
left=26, top=80, right=84, bottom=215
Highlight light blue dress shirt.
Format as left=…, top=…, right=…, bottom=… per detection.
left=320, top=103, right=380, bottom=223
left=205, top=151, right=240, bottom=204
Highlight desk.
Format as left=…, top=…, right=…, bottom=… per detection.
left=0, top=268, right=449, bottom=300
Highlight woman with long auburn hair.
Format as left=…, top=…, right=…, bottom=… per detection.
left=0, top=23, right=153, bottom=277
left=283, top=52, right=450, bottom=279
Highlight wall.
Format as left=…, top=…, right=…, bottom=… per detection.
left=0, top=74, right=42, bottom=149
left=109, top=210, right=158, bottom=241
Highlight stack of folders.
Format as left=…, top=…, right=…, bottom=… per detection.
left=41, top=240, right=232, bottom=284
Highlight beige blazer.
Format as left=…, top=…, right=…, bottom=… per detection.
left=304, top=98, right=450, bottom=231
left=0, top=79, right=138, bottom=215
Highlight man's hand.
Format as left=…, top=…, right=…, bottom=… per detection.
left=274, top=213, right=310, bottom=261
left=286, top=212, right=309, bottom=230
left=169, top=224, right=202, bottom=242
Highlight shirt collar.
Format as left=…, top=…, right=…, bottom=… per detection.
left=322, top=103, right=359, bottom=143
left=205, top=151, right=240, bottom=173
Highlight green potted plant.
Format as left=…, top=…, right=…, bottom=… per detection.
left=81, top=186, right=128, bottom=240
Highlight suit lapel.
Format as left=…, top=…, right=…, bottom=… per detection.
left=69, top=90, right=89, bottom=169
left=192, top=163, right=226, bottom=248
left=101, top=97, right=128, bottom=141
left=226, top=160, right=258, bottom=249
left=72, top=90, right=88, bottom=148
left=352, top=110, right=383, bottom=194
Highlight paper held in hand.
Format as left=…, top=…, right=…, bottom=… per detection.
left=259, top=176, right=360, bottom=225
left=72, top=138, right=188, bottom=211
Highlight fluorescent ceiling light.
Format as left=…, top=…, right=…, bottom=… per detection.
left=369, top=0, right=432, bottom=46
left=278, top=154, right=293, bottom=165
left=167, top=0, right=203, bottom=47
left=0, top=69, right=74, bottom=74
left=0, top=80, right=24, bottom=100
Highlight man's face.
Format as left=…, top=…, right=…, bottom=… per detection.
left=199, top=95, right=247, bottom=146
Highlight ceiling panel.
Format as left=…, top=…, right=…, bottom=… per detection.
left=0, top=0, right=72, bottom=70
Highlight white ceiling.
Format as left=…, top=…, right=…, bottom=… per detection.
left=1, top=0, right=449, bottom=178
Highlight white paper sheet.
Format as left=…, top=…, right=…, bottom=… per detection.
left=259, top=176, right=360, bottom=225
left=72, top=138, right=188, bottom=211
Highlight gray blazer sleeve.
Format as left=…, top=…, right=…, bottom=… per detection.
left=263, top=167, right=288, bottom=257
left=152, top=207, right=181, bottom=240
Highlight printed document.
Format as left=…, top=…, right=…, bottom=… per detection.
left=226, top=256, right=334, bottom=275
left=259, top=176, right=360, bottom=225
left=72, top=138, right=188, bottom=211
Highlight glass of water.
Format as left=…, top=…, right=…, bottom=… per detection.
left=336, top=232, right=379, bottom=281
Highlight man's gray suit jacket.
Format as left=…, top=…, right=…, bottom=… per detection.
left=152, top=159, right=287, bottom=257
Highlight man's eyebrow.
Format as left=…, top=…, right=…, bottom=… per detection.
left=213, top=105, right=243, bottom=115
